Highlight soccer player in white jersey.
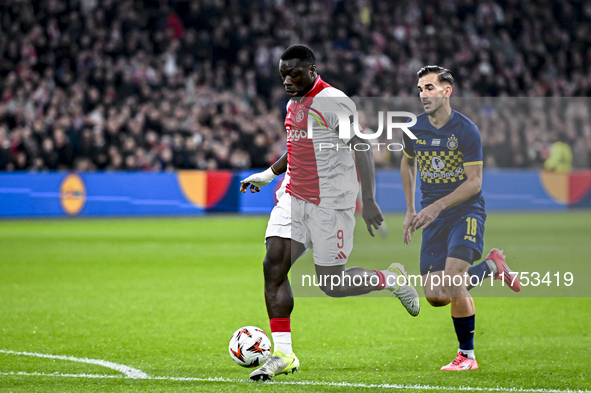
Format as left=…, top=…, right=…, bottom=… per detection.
left=240, top=45, right=420, bottom=381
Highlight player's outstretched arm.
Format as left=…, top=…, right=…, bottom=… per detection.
left=411, top=164, right=483, bottom=231
left=401, top=154, right=417, bottom=244
left=240, top=152, right=287, bottom=194
left=349, top=135, right=384, bottom=237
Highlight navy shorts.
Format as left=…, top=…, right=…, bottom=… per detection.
left=420, top=209, right=486, bottom=276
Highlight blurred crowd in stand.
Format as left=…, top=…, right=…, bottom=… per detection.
left=1, top=0, right=590, bottom=171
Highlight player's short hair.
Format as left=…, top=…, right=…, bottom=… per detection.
left=280, top=45, right=316, bottom=66
left=417, top=65, right=455, bottom=86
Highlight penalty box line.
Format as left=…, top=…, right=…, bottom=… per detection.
left=1, top=371, right=590, bottom=393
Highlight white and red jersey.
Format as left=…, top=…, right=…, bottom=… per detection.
left=282, top=76, right=359, bottom=209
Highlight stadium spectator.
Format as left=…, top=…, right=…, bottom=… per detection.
left=0, top=0, right=590, bottom=171
left=544, top=134, right=573, bottom=173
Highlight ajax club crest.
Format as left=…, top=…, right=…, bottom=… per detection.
left=296, top=110, right=305, bottom=122
left=447, top=135, right=458, bottom=150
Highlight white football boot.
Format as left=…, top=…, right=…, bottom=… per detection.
left=249, top=350, right=299, bottom=381
left=388, top=263, right=420, bottom=316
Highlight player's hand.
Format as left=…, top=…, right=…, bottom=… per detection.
left=411, top=203, right=442, bottom=232
left=240, top=181, right=261, bottom=193
left=240, top=168, right=278, bottom=194
left=403, top=211, right=416, bottom=244
left=362, top=199, right=384, bottom=237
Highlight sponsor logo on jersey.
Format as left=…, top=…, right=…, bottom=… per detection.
left=447, top=135, right=458, bottom=150
left=432, top=138, right=441, bottom=146
left=421, top=167, right=464, bottom=180
left=431, top=156, right=446, bottom=170
left=417, top=139, right=426, bottom=145
left=287, top=129, right=308, bottom=142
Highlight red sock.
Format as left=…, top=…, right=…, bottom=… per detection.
left=270, top=318, right=292, bottom=354
left=373, top=270, right=386, bottom=290
left=270, top=318, right=291, bottom=332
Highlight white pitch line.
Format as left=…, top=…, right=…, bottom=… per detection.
left=1, top=371, right=124, bottom=379
left=0, top=371, right=589, bottom=393
left=0, top=350, right=148, bottom=379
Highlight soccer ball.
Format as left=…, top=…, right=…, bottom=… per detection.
left=228, top=326, right=272, bottom=368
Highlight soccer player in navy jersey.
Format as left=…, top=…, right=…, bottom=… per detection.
left=401, top=65, right=521, bottom=370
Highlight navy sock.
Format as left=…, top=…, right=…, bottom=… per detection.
left=452, top=315, right=475, bottom=351
left=467, top=260, right=492, bottom=291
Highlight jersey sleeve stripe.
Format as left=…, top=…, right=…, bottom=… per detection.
left=463, top=161, right=483, bottom=166
left=403, top=150, right=415, bottom=159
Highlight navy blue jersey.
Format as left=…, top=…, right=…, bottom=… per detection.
left=403, top=110, right=484, bottom=212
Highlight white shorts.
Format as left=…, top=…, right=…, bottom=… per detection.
left=265, top=194, right=355, bottom=266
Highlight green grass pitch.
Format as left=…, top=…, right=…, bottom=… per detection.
left=0, top=212, right=590, bottom=392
